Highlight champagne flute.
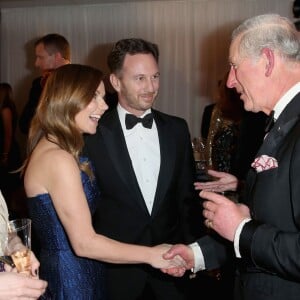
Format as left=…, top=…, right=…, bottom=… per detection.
left=6, top=218, right=32, bottom=275
left=7, top=219, right=52, bottom=298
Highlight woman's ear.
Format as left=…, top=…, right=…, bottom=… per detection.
left=110, top=73, right=121, bottom=92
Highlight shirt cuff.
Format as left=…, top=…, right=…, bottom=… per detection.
left=234, top=218, right=252, bottom=258
left=188, top=242, right=205, bottom=273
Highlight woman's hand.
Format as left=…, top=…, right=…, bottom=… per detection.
left=148, top=244, right=187, bottom=274
left=195, top=169, right=238, bottom=192
left=29, top=251, right=40, bottom=278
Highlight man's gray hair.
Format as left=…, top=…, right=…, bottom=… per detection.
left=232, top=14, right=300, bottom=62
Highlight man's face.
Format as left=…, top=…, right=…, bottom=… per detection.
left=112, top=53, right=160, bottom=116
left=34, top=43, right=57, bottom=73
left=227, top=38, right=266, bottom=113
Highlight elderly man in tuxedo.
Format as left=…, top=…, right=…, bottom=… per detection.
left=164, top=14, right=300, bottom=300
left=83, top=38, right=201, bottom=300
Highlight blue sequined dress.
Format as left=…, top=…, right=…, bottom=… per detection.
left=27, top=157, right=106, bottom=300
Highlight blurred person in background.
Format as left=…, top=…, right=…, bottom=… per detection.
left=204, top=71, right=244, bottom=173
left=0, top=83, right=22, bottom=217
left=19, top=33, right=71, bottom=135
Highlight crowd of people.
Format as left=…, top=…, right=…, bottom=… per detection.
left=0, top=12, right=299, bottom=300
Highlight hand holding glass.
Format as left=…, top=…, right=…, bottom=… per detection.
left=0, top=219, right=32, bottom=275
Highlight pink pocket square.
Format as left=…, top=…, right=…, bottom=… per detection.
left=251, top=155, right=278, bottom=173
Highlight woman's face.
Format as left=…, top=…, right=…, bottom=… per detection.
left=75, top=81, right=108, bottom=134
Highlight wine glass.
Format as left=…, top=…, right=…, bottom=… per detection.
left=5, top=218, right=32, bottom=275
left=5, top=219, right=52, bottom=299
left=192, top=137, right=210, bottom=181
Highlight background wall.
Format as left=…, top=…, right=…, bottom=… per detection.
left=0, top=0, right=294, bottom=154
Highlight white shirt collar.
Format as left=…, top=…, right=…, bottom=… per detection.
left=273, top=82, right=300, bottom=120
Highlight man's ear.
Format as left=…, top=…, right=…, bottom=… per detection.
left=262, top=48, right=274, bottom=77
left=54, top=52, right=65, bottom=66
left=110, top=73, right=121, bottom=92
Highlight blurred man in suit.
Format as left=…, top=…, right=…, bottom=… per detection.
left=19, top=33, right=70, bottom=134
left=83, top=38, right=201, bottom=300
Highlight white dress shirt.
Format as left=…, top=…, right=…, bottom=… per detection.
left=117, top=104, right=160, bottom=214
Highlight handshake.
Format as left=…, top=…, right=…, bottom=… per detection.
left=150, top=244, right=195, bottom=277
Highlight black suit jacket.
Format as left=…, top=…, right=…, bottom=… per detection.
left=19, top=77, right=43, bottom=134
left=83, top=108, right=201, bottom=298
left=232, top=111, right=267, bottom=180
left=198, top=93, right=300, bottom=300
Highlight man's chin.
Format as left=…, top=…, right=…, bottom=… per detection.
left=241, top=99, right=254, bottom=112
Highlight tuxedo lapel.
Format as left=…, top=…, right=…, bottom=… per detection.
left=100, top=110, right=148, bottom=212
left=245, top=94, right=300, bottom=207
left=257, top=95, right=300, bottom=157
left=151, top=111, right=176, bottom=216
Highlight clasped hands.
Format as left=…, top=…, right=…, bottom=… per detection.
left=159, top=170, right=251, bottom=277
left=160, top=244, right=195, bottom=277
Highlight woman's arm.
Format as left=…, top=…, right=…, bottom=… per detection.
left=26, top=149, right=184, bottom=270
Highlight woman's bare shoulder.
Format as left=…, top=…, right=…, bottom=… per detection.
left=24, top=139, right=77, bottom=196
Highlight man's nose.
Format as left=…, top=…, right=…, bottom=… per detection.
left=146, top=78, right=157, bottom=92
left=226, top=67, right=236, bottom=88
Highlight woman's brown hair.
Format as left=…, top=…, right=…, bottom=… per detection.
left=20, top=64, right=103, bottom=177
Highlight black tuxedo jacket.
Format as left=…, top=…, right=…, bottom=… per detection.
left=198, top=93, right=300, bottom=300
left=83, top=108, right=201, bottom=298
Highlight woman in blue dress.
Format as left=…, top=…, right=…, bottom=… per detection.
left=20, top=64, right=184, bottom=299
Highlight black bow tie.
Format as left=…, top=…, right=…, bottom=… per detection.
left=125, top=113, right=153, bottom=130
left=264, top=110, right=275, bottom=133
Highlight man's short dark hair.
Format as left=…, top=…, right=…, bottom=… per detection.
left=107, top=38, right=159, bottom=75
left=35, top=33, right=71, bottom=60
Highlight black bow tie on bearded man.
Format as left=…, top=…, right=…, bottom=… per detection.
left=125, top=113, right=154, bottom=130
left=264, top=110, right=275, bottom=134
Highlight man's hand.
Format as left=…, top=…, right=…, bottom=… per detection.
left=201, top=190, right=250, bottom=241
left=161, top=244, right=195, bottom=277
